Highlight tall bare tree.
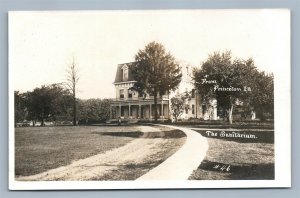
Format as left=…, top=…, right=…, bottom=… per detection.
left=66, top=57, right=80, bottom=126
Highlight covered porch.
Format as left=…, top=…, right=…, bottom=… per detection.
left=110, top=99, right=170, bottom=120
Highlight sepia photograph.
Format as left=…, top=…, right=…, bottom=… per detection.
left=8, top=10, right=291, bottom=189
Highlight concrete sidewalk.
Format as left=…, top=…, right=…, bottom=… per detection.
left=137, top=125, right=208, bottom=180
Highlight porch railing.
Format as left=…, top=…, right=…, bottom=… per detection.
left=110, top=95, right=169, bottom=103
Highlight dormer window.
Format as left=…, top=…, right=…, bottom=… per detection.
left=122, top=65, right=128, bottom=81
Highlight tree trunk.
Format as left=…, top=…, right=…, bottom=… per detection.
left=153, top=90, right=158, bottom=122
left=73, top=94, right=77, bottom=126
left=258, top=107, right=266, bottom=121
left=41, top=118, right=45, bottom=127
left=228, top=105, right=234, bottom=124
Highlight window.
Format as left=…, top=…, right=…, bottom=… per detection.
left=120, top=89, right=124, bottom=99
left=192, top=104, right=195, bottom=114
left=123, top=66, right=128, bottom=81
left=121, top=107, right=124, bottom=116
left=128, top=90, right=132, bottom=98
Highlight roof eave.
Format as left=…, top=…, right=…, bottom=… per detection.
left=113, top=81, right=137, bottom=85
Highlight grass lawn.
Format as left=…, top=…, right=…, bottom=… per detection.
left=189, top=129, right=274, bottom=180
left=15, top=126, right=140, bottom=177
left=15, top=125, right=186, bottom=180
left=173, top=120, right=274, bottom=129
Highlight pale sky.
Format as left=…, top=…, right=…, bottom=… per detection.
left=9, top=10, right=290, bottom=99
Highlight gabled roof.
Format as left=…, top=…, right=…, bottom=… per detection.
left=114, top=62, right=136, bottom=83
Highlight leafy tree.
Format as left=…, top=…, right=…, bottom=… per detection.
left=48, top=84, right=73, bottom=121
left=170, top=95, right=189, bottom=122
left=244, top=67, right=274, bottom=120
left=77, top=99, right=112, bottom=124
left=23, top=84, right=72, bottom=126
left=24, top=87, right=50, bottom=126
left=131, top=41, right=182, bottom=121
left=193, top=51, right=273, bottom=124
left=14, top=91, right=27, bottom=124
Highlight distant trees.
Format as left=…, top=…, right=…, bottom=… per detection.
left=14, top=91, right=27, bottom=124
left=131, top=41, right=182, bottom=121
left=193, top=51, right=274, bottom=124
left=14, top=84, right=72, bottom=126
left=77, top=99, right=111, bottom=124
left=14, top=84, right=111, bottom=126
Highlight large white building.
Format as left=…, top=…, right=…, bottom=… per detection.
left=110, top=62, right=169, bottom=120
left=110, top=62, right=218, bottom=121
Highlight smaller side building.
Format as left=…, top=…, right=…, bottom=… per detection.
left=172, top=89, right=218, bottom=121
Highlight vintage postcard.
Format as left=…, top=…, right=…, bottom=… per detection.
left=8, top=10, right=291, bottom=190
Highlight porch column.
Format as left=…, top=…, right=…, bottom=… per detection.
left=110, top=105, right=112, bottom=119
left=149, top=103, right=152, bottom=120
left=138, top=103, right=141, bottom=119
left=129, top=103, right=131, bottom=119
left=167, top=101, right=170, bottom=119
left=195, top=90, right=198, bottom=118
left=213, top=104, right=217, bottom=120
left=161, top=102, right=164, bottom=121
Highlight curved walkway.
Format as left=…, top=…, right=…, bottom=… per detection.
left=137, top=125, right=208, bottom=180
left=17, top=125, right=208, bottom=181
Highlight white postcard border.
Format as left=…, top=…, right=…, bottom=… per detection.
left=8, top=9, right=291, bottom=190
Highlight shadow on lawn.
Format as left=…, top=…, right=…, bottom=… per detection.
left=196, top=130, right=274, bottom=144
left=198, top=160, right=274, bottom=180
left=92, top=131, right=143, bottom=138
left=91, top=160, right=164, bottom=181
left=92, top=130, right=186, bottom=139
